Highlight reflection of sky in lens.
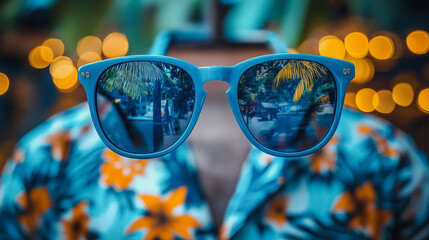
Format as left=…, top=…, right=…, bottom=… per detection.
left=238, top=60, right=336, bottom=152
left=96, top=61, right=195, bottom=154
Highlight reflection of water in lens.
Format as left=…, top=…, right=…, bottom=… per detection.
left=96, top=61, right=195, bottom=154
left=238, top=60, right=336, bottom=152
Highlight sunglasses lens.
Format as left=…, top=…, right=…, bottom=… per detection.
left=238, top=60, right=336, bottom=152
left=96, top=61, right=195, bottom=154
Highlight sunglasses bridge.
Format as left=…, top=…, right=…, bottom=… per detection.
left=199, top=66, right=233, bottom=84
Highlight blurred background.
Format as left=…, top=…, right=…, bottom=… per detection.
left=1, top=0, right=429, bottom=169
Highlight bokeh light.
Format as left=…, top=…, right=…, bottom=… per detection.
left=344, top=32, right=369, bottom=58
left=346, top=57, right=375, bottom=84
left=77, top=36, right=102, bottom=57
left=0, top=72, right=10, bottom=95
left=369, top=35, right=394, bottom=60
left=102, top=32, right=129, bottom=58
left=77, top=52, right=102, bottom=68
left=418, top=89, right=429, bottom=113
left=49, top=56, right=78, bottom=92
left=42, top=38, right=64, bottom=58
left=29, top=46, right=54, bottom=69
left=392, top=83, right=414, bottom=107
left=52, top=66, right=78, bottom=92
left=356, top=88, right=377, bottom=112
left=406, top=30, right=429, bottom=54
left=344, top=92, right=357, bottom=109
left=49, top=56, right=73, bottom=78
left=318, top=35, right=345, bottom=59
left=373, top=90, right=396, bottom=114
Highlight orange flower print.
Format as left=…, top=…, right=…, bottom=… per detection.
left=265, top=195, right=288, bottom=227
left=127, top=186, right=200, bottom=240
left=17, top=186, right=52, bottom=233
left=45, top=130, right=72, bottom=162
left=333, top=182, right=392, bottom=240
left=358, top=125, right=398, bottom=158
left=310, top=136, right=338, bottom=173
left=62, top=201, right=90, bottom=240
left=100, top=149, right=148, bottom=190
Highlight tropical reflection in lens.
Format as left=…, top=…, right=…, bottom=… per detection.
left=238, top=60, right=336, bottom=152
left=96, top=61, right=195, bottom=154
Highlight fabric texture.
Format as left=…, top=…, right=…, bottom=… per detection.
left=0, top=103, right=428, bottom=240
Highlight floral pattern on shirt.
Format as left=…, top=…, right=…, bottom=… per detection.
left=17, top=186, right=52, bottom=233
left=0, top=103, right=428, bottom=240
left=332, top=182, right=392, bottom=240
left=62, top=201, right=90, bottom=240
left=127, top=186, right=200, bottom=240
left=100, top=149, right=148, bottom=191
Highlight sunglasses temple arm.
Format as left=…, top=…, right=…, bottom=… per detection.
left=266, top=30, right=289, bottom=54
left=148, top=29, right=210, bottom=55
left=148, top=31, right=171, bottom=56
left=148, top=29, right=289, bottom=55
left=225, top=30, right=289, bottom=54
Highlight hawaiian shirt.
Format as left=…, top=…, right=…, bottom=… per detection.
left=0, top=102, right=428, bottom=240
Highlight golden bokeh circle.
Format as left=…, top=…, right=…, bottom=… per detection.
left=29, top=46, right=54, bottom=69
left=345, top=32, right=369, bottom=58
left=348, top=57, right=375, bottom=84
left=417, top=88, right=429, bottom=113
left=356, top=88, right=377, bottom=112
left=42, top=38, right=64, bottom=58
left=52, top=66, right=78, bottom=92
left=0, top=72, right=10, bottom=95
left=50, top=56, right=74, bottom=79
left=77, top=36, right=102, bottom=57
left=102, top=32, right=129, bottom=58
left=406, top=30, right=429, bottom=54
left=369, top=36, right=394, bottom=60
left=318, top=35, right=346, bottom=59
left=392, top=83, right=414, bottom=107
left=373, top=90, right=396, bottom=114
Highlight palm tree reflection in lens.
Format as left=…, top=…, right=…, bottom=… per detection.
left=100, top=62, right=175, bottom=100
left=238, top=60, right=336, bottom=152
left=96, top=61, right=195, bottom=154
left=273, top=60, right=328, bottom=102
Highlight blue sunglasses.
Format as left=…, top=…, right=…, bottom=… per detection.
left=78, top=31, right=354, bottom=159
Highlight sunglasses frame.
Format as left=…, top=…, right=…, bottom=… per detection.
left=79, top=53, right=354, bottom=158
